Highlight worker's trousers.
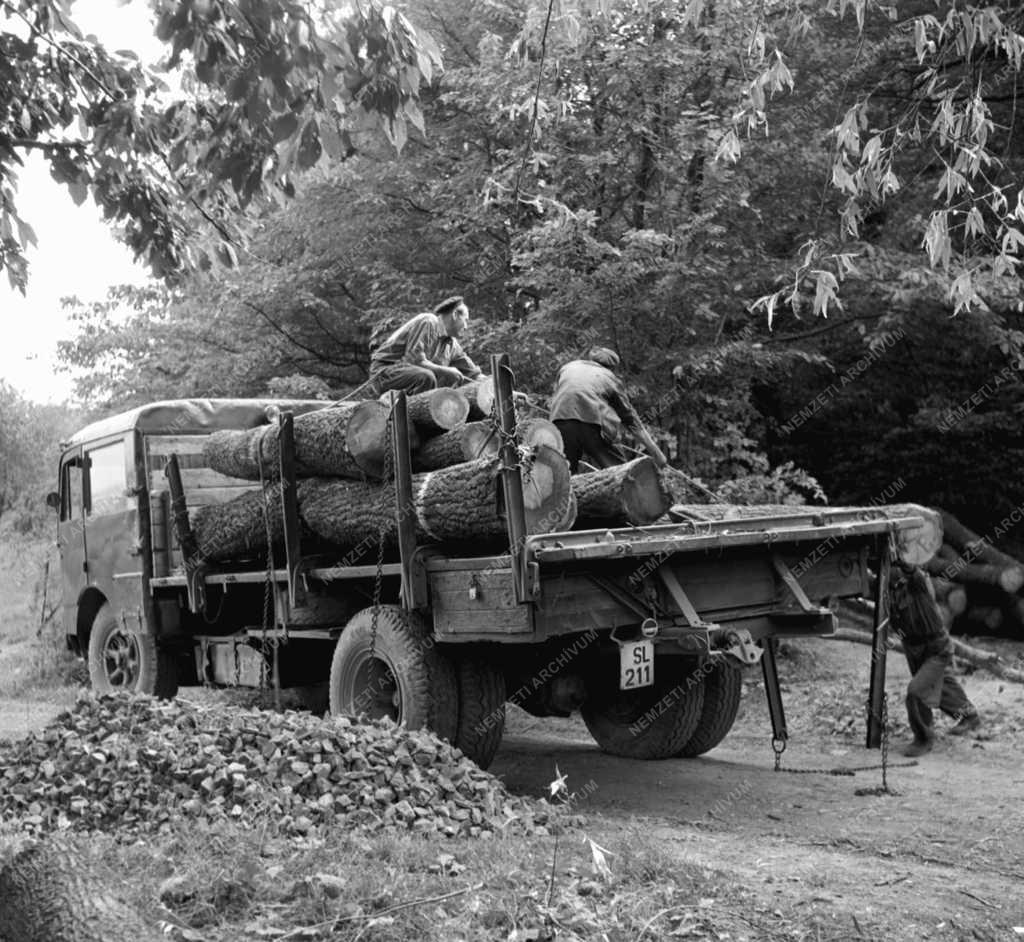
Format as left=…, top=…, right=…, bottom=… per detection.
left=904, top=647, right=976, bottom=742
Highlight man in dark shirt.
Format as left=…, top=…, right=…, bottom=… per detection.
left=367, top=296, right=483, bottom=396
left=889, top=563, right=981, bottom=756
left=549, top=347, right=668, bottom=473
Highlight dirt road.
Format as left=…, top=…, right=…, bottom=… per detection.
left=493, top=639, right=1024, bottom=940
left=3, top=640, right=1021, bottom=940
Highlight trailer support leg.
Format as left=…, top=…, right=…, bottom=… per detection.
left=761, top=636, right=788, bottom=748
left=866, top=539, right=893, bottom=749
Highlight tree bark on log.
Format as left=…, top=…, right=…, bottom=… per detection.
left=939, top=510, right=1024, bottom=572
left=412, top=421, right=497, bottom=471
left=300, top=445, right=571, bottom=548
left=203, top=401, right=393, bottom=480
left=400, top=389, right=469, bottom=435
left=192, top=485, right=283, bottom=562
left=571, top=457, right=670, bottom=527
left=411, top=418, right=564, bottom=472
left=0, top=839, right=162, bottom=942
left=463, top=376, right=495, bottom=420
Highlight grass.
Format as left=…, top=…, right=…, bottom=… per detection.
left=26, top=817, right=802, bottom=942
left=0, top=530, right=84, bottom=698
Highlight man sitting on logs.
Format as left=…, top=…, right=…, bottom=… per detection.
left=549, top=347, right=668, bottom=473
left=366, top=296, right=483, bottom=396
left=890, top=563, right=982, bottom=756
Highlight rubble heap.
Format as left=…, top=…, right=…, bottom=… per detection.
left=0, top=695, right=557, bottom=839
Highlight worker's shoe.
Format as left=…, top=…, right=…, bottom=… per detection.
left=902, top=736, right=933, bottom=757
left=948, top=713, right=981, bottom=736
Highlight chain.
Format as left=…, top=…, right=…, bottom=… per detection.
left=771, top=691, right=914, bottom=780
left=489, top=363, right=524, bottom=472
left=256, top=442, right=280, bottom=708
left=369, top=408, right=395, bottom=668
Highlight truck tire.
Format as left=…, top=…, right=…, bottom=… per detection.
left=329, top=606, right=458, bottom=742
left=453, top=657, right=505, bottom=770
left=581, top=666, right=705, bottom=760
left=87, top=603, right=178, bottom=698
left=675, top=659, right=743, bottom=757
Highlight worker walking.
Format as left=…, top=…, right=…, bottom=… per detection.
left=549, top=347, right=668, bottom=473
left=889, top=563, right=981, bottom=756
left=366, top=296, right=483, bottom=396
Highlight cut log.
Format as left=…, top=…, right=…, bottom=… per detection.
left=203, top=401, right=393, bottom=481
left=517, top=417, right=564, bottom=454
left=0, top=838, right=162, bottom=942
left=399, top=388, right=469, bottom=435
left=964, top=605, right=1004, bottom=632
left=939, top=510, right=1024, bottom=571
left=572, top=457, right=670, bottom=527
left=300, top=444, right=571, bottom=548
left=832, top=602, right=1024, bottom=684
left=412, top=421, right=497, bottom=471
left=192, top=485, right=283, bottom=562
left=931, top=577, right=968, bottom=616
left=463, top=376, right=495, bottom=420
left=411, top=417, right=564, bottom=472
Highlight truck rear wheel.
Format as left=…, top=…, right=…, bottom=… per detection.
left=675, top=659, right=743, bottom=757
left=87, top=603, right=178, bottom=698
left=453, top=657, right=505, bottom=770
left=329, top=606, right=458, bottom=741
left=581, top=665, right=705, bottom=760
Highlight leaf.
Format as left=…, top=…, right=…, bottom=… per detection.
left=585, top=837, right=614, bottom=881
left=548, top=765, right=568, bottom=799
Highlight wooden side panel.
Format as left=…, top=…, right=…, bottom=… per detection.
left=431, top=569, right=533, bottom=636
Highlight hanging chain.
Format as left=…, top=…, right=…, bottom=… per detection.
left=257, top=434, right=280, bottom=707
left=368, top=408, right=395, bottom=668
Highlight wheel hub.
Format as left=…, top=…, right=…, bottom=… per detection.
left=102, top=629, right=141, bottom=689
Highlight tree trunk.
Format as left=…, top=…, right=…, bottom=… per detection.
left=300, top=444, right=571, bottom=548
left=401, top=389, right=470, bottom=435
left=462, top=376, right=495, bottom=420
left=413, top=421, right=497, bottom=471
left=925, top=542, right=1024, bottom=592
left=571, top=457, right=670, bottom=527
left=940, top=510, right=1024, bottom=571
left=203, top=401, right=392, bottom=480
left=191, top=485, right=283, bottom=562
left=0, top=839, right=162, bottom=942
left=931, top=577, right=968, bottom=616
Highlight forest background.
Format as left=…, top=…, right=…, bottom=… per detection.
left=2, top=0, right=1023, bottom=565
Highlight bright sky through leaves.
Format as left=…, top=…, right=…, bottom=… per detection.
left=0, top=0, right=161, bottom=404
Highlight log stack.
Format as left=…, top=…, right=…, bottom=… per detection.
left=922, top=509, right=1024, bottom=639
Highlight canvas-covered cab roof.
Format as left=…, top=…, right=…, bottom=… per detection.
left=64, top=398, right=332, bottom=449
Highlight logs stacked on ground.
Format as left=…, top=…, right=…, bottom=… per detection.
left=923, top=509, right=1024, bottom=639
left=571, top=457, right=670, bottom=527
left=300, top=444, right=572, bottom=547
left=204, top=401, right=394, bottom=480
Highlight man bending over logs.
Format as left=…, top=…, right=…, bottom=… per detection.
left=550, top=347, right=668, bottom=473
left=366, top=296, right=483, bottom=396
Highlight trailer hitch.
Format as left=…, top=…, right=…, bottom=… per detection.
left=722, top=628, right=762, bottom=666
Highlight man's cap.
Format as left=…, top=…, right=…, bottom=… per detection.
left=433, top=296, right=466, bottom=316
left=587, top=346, right=620, bottom=369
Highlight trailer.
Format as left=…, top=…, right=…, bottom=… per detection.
left=50, top=356, right=931, bottom=768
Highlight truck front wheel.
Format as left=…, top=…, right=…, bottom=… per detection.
left=329, top=606, right=458, bottom=741
left=87, top=603, right=178, bottom=698
left=581, top=664, right=705, bottom=759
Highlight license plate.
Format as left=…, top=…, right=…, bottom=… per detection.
left=619, top=641, right=654, bottom=690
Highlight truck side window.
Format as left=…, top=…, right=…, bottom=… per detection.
left=61, top=460, right=83, bottom=523
left=85, top=440, right=128, bottom=516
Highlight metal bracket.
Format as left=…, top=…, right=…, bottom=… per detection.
left=656, top=566, right=718, bottom=630
left=722, top=628, right=763, bottom=666
left=772, top=554, right=816, bottom=612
